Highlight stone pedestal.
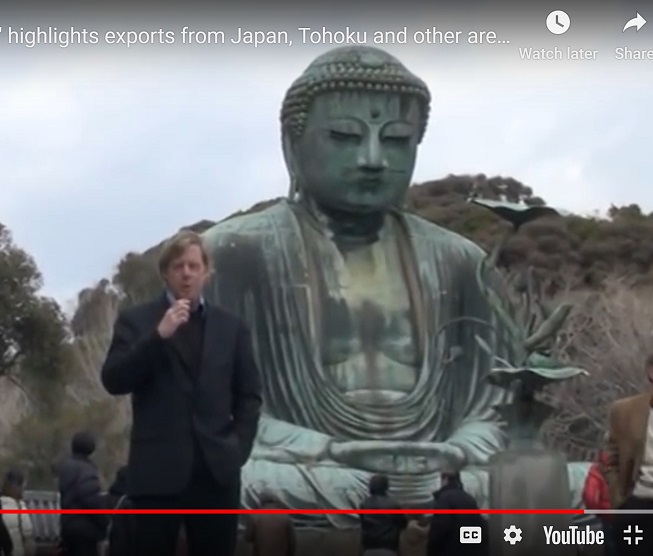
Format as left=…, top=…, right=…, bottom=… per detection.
left=488, top=449, right=575, bottom=556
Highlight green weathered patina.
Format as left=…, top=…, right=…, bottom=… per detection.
left=202, top=46, right=589, bottom=526
left=470, top=198, right=589, bottom=447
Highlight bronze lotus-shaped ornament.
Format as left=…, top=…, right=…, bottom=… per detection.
left=487, top=354, right=589, bottom=393
left=470, top=198, right=573, bottom=361
left=487, top=355, right=589, bottom=448
left=469, top=198, right=560, bottom=230
left=469, top=197, right=589, bottom=446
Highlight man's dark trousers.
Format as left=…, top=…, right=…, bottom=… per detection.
left=101, top=294, right=262, bottom=556
left=128, top=442, right=241, bottom=556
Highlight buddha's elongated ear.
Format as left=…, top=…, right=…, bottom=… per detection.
left=282, top=131, right=300, bottom=201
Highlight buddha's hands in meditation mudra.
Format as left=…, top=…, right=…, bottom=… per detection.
left=250, top=419, right=466, bottom=474
left=327, top=440, right=466, bottom=474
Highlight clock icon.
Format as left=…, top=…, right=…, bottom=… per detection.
left=546, top=10, right=571, bottom=34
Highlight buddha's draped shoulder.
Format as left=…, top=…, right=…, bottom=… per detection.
left=202, top=200, right=304, bottom=316
left=202, top=200, right=333, bottom=428
left=400, top=211, right=493, bottom=289
left=403, top=212, right=517, bottom=320
left=400, top=210, right=520, bottom=378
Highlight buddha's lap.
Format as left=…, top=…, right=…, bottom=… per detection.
left=240, top=458, right=591, bottom=509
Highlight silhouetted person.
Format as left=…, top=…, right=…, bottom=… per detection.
left=244, top=491, right=295, bottom=556
left=427, top=471, right=488, bottom=556
left=0, top=516, right=11, bottom=556
left=57, top=432, right=107, bottom=556
left=105, top=466, right=128, bottom=511
left=104, top=466, right=131, bottom=556
left=359, top=475, right=407, bottom=556
left=100, top=231, right=262, bottom=556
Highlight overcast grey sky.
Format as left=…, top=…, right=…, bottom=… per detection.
left=0, top=7, right=651, bottom=308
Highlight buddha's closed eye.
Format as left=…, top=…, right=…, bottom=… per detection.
left=329, top=130, right=361, bottom=141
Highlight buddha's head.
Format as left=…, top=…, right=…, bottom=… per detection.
left=281, top=46, right=431, bottom=215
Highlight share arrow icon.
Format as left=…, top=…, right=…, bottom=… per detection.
left=623, top=12, right=646, bottom=32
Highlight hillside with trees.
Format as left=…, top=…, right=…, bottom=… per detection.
left=114, top=174, right=653, bottom=295
left=3, top=173, right=653, bottom=485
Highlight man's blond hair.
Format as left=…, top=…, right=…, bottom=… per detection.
left=157, top=230, right=212, bottom=275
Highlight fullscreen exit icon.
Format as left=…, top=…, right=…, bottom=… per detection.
left=623, top=525, right=644, bottom=545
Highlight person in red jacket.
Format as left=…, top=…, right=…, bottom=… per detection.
left=583, top=450, right=611, bottom=510
left=582, top=444, right=615, bottom=556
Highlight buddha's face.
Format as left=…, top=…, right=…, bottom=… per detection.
left=290, top=91, right=422, bottom=214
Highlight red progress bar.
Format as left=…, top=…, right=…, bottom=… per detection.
left=0, top=509, right=584, bottom=514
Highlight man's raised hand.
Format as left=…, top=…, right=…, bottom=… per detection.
left=156, top=299, right=191, bottom=338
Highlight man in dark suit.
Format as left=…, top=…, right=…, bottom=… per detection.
left=358, top=474, right=407, bottom=556
left=101, top=230, right=262, bottom=556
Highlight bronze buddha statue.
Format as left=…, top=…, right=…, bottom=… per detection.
left=202, top=46, right=588, bottom=526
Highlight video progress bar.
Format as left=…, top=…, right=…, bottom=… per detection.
left=586, top=509, right=653, bottom=515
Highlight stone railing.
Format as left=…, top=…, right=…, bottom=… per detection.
left=23, top=490, right=60, bottom=545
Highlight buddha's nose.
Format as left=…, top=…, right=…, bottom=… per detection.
left=358, top=136, right=387, bottom=172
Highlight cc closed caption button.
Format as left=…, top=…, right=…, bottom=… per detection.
left=460, top=526, right=482, bottom=543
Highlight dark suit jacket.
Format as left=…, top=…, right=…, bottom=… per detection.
left=427, top=483, right=489, bottom=556
left=101, top=294, right=262, bottom=497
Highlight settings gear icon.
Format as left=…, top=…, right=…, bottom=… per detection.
left=503, top=525, right=523, bottom=545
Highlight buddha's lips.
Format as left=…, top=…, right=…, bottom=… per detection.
left=357, top=176, right=383, bottom=186
left=356, top=181, right=383, bottom=193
